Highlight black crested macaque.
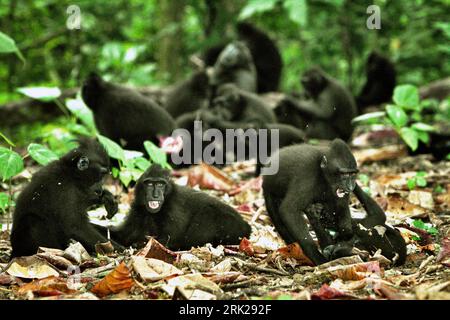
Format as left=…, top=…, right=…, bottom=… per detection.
left=307, top=185, right=406, bottom=265
left=10, top=138, right=123, bottom=258
left=202, top=22, right=283, bottom=93
left=276, top=67, right=357, bottom=141
left=262, top=139, right=404, bottom=265
left=81, top=73, right=175, bottom=150
left=263, top=140, right=357, bottom=264
left=356, top=51, right=396, bottom=111
left=110, top=164, right=251, bottom=250
left=211, top=42, right=257, bottom=93
left=236, top=22, right=282, bottom=93
left=164, top=71, right=211, bottom=118
left=207, top=83, right=276, bottom=128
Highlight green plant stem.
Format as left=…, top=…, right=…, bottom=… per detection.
left=54, top=98, right=70, bottom=117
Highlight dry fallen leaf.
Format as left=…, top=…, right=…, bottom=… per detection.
left=436, top=237, right=450, bottom=266
left=17, top=276, right=77, bottom=297
left=312, top=283, right=353, bottom=300
left=187, top=163, right=235, bottom=191
left=6, top=256, right=60, bottom=279
left=132, top=256, right=182, bottom=282
left=327, top=261, right=383, bottom=281
left=136, top=237, right=179, bottom=264
left=163, top=273, right=222, bottom=299
left=239, top=237, right=255, bottom=257
left=353, top=145, right=407, bottom=165
left=91, top=262, right=134, bottom=298
left=63, top=242, right=91, bottom=264
left=277, top=243, right=314, bottom=266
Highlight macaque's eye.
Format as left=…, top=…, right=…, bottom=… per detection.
left=156, top=183, right=164, bottom=188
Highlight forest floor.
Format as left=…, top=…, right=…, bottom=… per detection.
left=0, top=134, right=449, bottom=300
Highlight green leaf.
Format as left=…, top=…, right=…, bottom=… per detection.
left=416, top=130, right=430, bottom=144
left=239, top=0, right=277, bottom=20
left=393, top=85, right=420, bottom=110
left=412, top=219, right=426, bottom=229
left=97, top=134, right=125, bottom=161
left=386, top=104, right=407, bottom=127
left=411, top=122, right=435, bottom=132
left=134, top=157, right=151, bottom=171
left=407, top=178, right=416, bottom=190
left=27, top=143, right=59, bottom=166
left=416, top=177, right=427, bottom=187
left=17, top=87, right=61, bottom=102
left=399, top=127, right=419, bottom=151
left=0, top=192, right=9, bottom=213
left=0, top=147, right=24, bottom=181
left=351, top=111, right=386, bottom=125
left=434, top=185, right=444, bottom=193
left=144, top=141, right=167, bottom=166
left=66, top=98, right=97, bottom=132
left=0, top=31, right=24, bottom=62
left=111, top=167, right=120, bottom=179
left=283, top=0, right=307, bottom=26
left=358, top=174, right=370, bottom=186
left=119, top=169, right=133, bottom=187
left=416, top=171, right=427, bottom=177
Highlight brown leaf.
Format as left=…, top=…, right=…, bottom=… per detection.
left=228, top=176, right=262, bottom=196
left=95, top=241, right=114, bottom=255
left=17, top=276, right=77, bottom=297
left=385, top=194, right=429, bottom=221
left=91, top=262, right=134, bottom=298
left=136, top=237, right=178, bottom=264
left=6, top=256, right=60, bottom=279
left=277, top=243, right=314, bottom=266
left=239, top=237, right=254, bottom=257
left=353, top=145, right=407, bottom=165
left=37, top=253, right=73, bottom=270
left=187, top=163, right=235, bottom=191
left=436, top=237, right=450, bottom=266
left=132, top=256, right=182, bottom=282
left=312, top=284, right=351, bottom=300
left=328, top=261, right=383, bottom=281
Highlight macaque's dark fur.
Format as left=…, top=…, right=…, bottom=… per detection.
left=11, top=138, right=122, bottom=257
left=263, top=139, right=406, bottom=265
left=356, top=51, right=396, bottom=111
left=164, top=71, right=211, bottom=118
left=110, top=164, right=251, bottom=250
left=81, top=73, right=175, bottom=150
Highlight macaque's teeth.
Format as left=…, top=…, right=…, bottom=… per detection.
left=336, top=188, right=346, bottom=198
left=149, top=201, right=161, bottom=209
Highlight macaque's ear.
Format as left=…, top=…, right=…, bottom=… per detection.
left=77, top=156, right=90, bottom=171
left=320, top=155, right=328, bottom=169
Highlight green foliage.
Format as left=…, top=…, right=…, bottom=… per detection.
left=393, top=85, right=420, bottom=111
left=144, top=140, right=171, bottom=170
left=0, top=192, right=10, bottom=214
left=412, top=219, right=438, bottom=236
left=65, top=98, right=97, bottom=133
left=0, top=147, right=24, bottom=181
left=0, top=31, right=24, bottom=62
left=407, top=171, right=428, bottom=190
left=97, top=134, right=125, bottom=162
left=353, top=84, right=443, bottom=152
left=239, top=0, right=278, bottom=20
left=17, top=87, right=62, bottom=102
left=27, top=143, right=59, bottom=166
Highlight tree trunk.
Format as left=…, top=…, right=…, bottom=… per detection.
left=155, top=0, right=186, bottom=82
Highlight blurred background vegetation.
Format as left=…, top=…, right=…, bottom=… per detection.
left=1, top=0, right=449, bottom=104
